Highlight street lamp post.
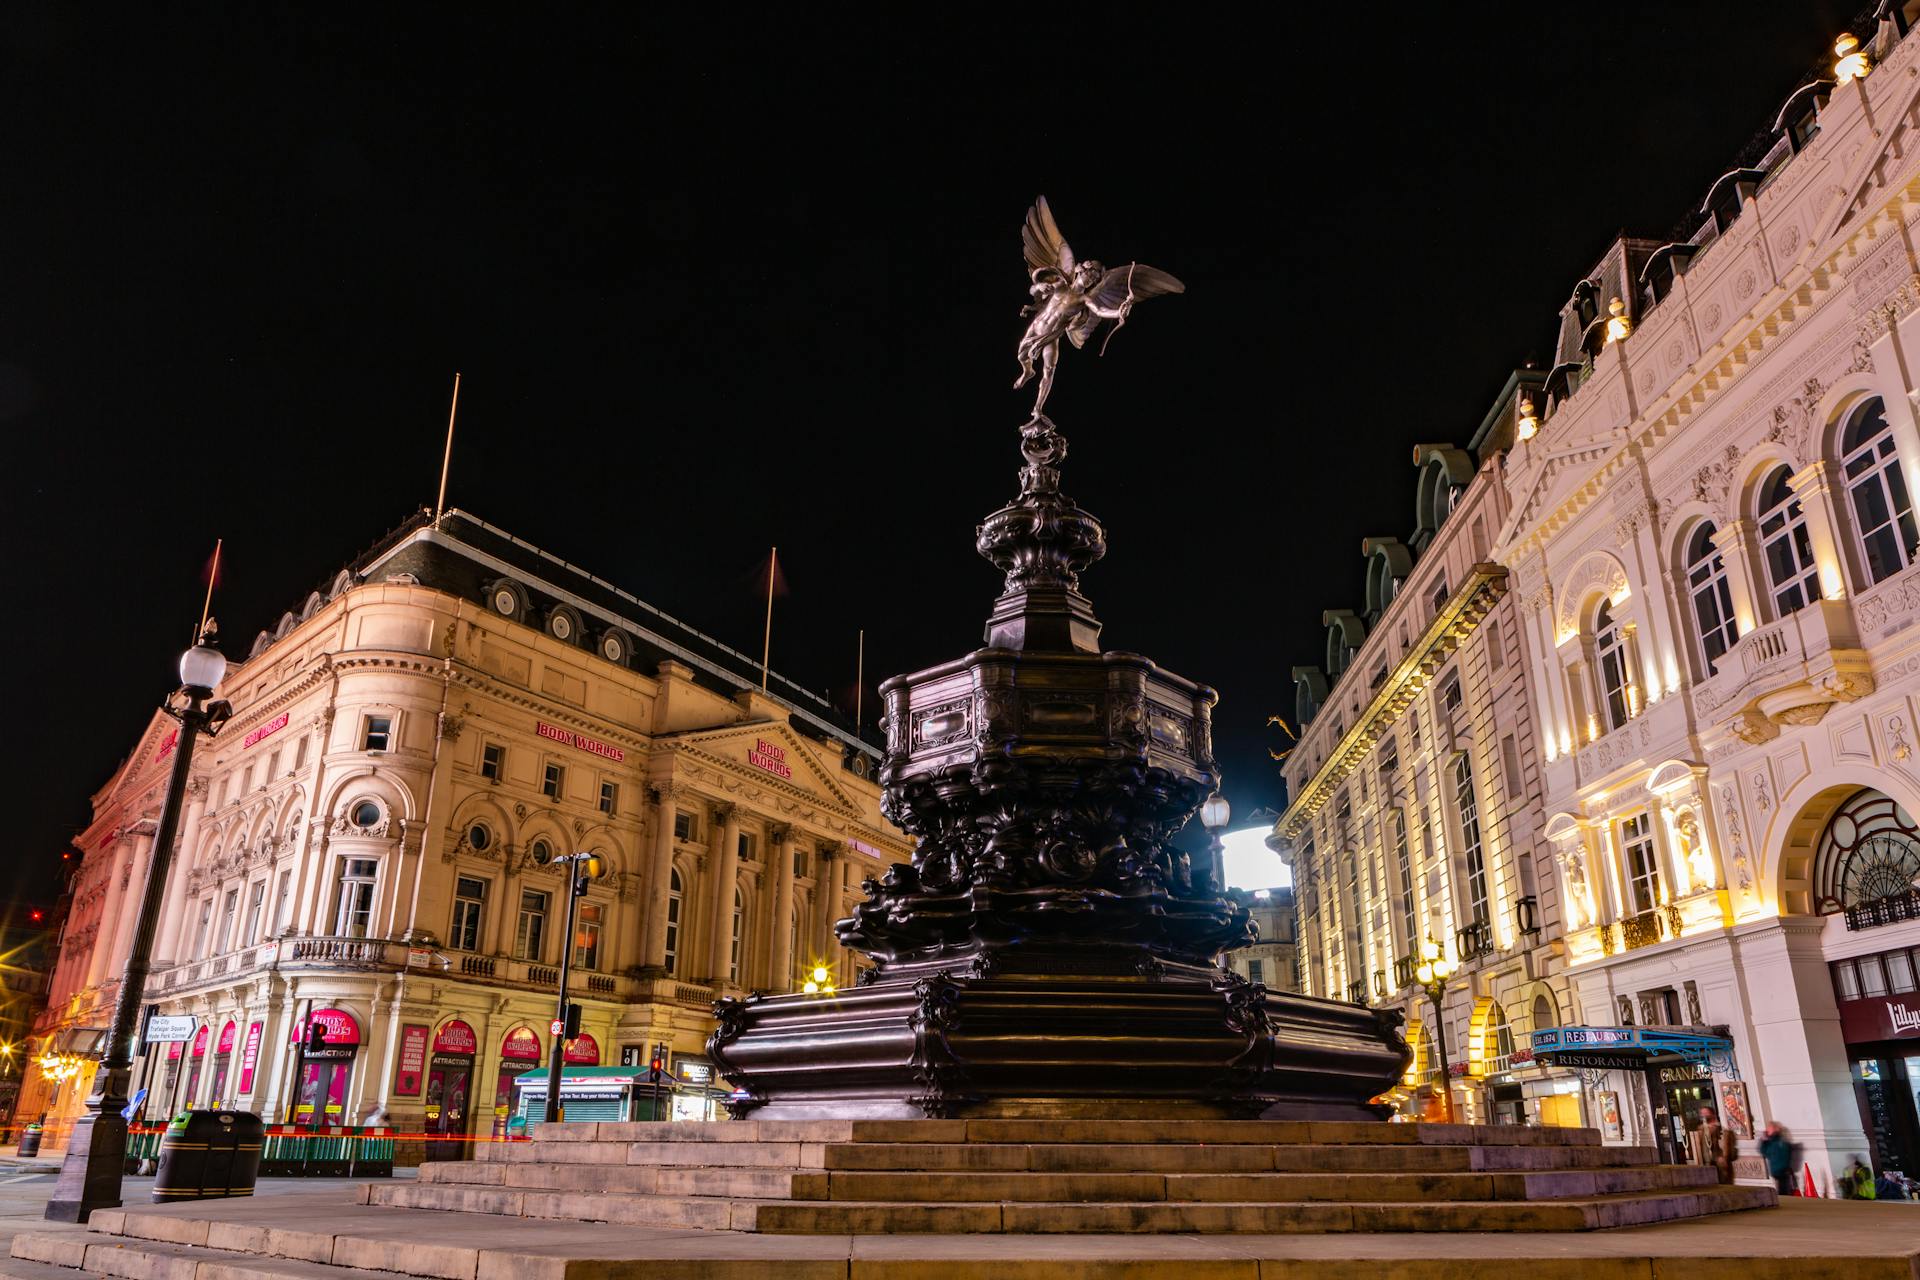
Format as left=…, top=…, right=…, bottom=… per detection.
left=543, top=852, right=604, bottom=1125
left=1413, top=937, right=1457, bottom=1125
left=47, top=634, right=229, bottom=1222
left=1199, top=794, right=1231, bottom=893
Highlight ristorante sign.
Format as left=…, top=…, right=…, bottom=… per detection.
left=536, top=721, right=626, bottom=763
left=747, top=737, right=792, bottom=779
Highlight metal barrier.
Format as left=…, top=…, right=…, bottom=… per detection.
left=255, top=1126, right=394, bottom=1177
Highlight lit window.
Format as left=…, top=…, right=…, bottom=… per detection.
left=480, top=743, right=503, bottom=781
left=1394, top=813, right=1416, bottom=957
left=218, top=888, right=239, bottom=954
left=729, top=887, right=745, bottom=982
left=192, top=898, right=213, bottom=956
left=363, top=716, right=392, bottom=752
left=1441, top=674, right=1463, bottom=718
left=542, top=763, right=563, bottom=799
left=573, top=903, right=602, bottom=970
left=1620, top=813, right=1661, bottom=914
left=274, top=870, right=292, bottom=934
left=1757, top=467, right=1821, bottom=616
left=1455, top=757, right=1488, bottom=928
left=334, top=858, right=378, bottom=937
left=451, top=877, right=486, bottom=951
left=1842, top=398, right=1919, bottom=584
left=1594, top=601, right=1633, bottom=730
left=243, top=880, right=265, bottom=946
left=514, top=889, right=548, bottom=960
left=1684, top=524, right=1740, bottom=673
left=599, top=781, right=617, bottom=815
left=665, top=869, right=683, bottom=975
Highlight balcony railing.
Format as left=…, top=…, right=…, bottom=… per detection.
left=1393, top=955, right=1415, bottom=989
left=1346, top=979, right=1369, bottom=1005
left=1455, top=920, right=1494, bottom=963
left=1371, top=969, right=1387, bottom=998
left=1845, top=888, right=1920, bottom=931
left=1515, top=895, right=1541, bottom=943
left=458, top=955, right=496, bottom=978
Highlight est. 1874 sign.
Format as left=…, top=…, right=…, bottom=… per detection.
left=747, top=737, right=792, bottom=779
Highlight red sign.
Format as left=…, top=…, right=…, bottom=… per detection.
left=243, top=712, right=290, bottom=749
left=748, top=737, right=792, bottom=779
left=216, top=1020, right=237, bottom=1055
left=395, top=1024, right=429, bottom=1095
left=292, top=1007, right=362, bottom=1046
left=536, top=721, right=626, bottom=763
left=501, top=1027, right=542, bottom=1061
left=565, top=1032, right=601, bottom=1065
left=190, top=1025, right=209, bottom=1058
left=237, top=1023, right=262, bottom=1093
left=433, top=1019, right=477, bottom=1055
left=155, top=729, right=179, bottom=764
left=1838, top=992, right=1920, bottom=1043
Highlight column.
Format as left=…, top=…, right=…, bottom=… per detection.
left=155, top=781, right=210, bottom=961
left=768, top=826, right=795, bottom=992
left=1788, top=461, right=1850, bottom=600
left=87, top=839, right=132, bottom=988
left=108, top=833, right=157, bottom=974
left=705, top=803, right=739, bottom=984
left=641, top=785, right=678, bottom=972
left=1709, top=519, right=1763, bottom=639
left=813, top=844, right=840, bottom=962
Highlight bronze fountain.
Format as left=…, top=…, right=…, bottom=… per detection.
left=709, top=199, right=1408, bottom=1120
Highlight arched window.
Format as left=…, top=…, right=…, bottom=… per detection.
left=729, top=887, right=745, bottom=983
left=1683, top=524, right=1738, bottom=673
left=1531, top=992, right=1557, bottom=1036
left=1454, top=757, right=1488, bottom=928
left=665, top=868, right=682, bottom=975
left=1813, top=789, right=1920, bottom=913
left=1486, top=1003, right=1516, bottom=1073
left=1841, top=398, right=1919, bottom=584
left=1757, top=466, right=1820, bottom=615
left=1593, top=601, right=1633, bottom=730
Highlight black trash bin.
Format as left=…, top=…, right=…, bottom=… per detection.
left=152, top=1110, right=265, bottom=1203
left=16, top=1124, right=42, bottom=1158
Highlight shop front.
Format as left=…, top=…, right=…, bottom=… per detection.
left=424, top=1020, right=478, bottom=1160
left=1831, top=951, right=1920, bottom=1177
left=208, top=1021, right=237, bottom=1106
left=493, top=1027, right=542, bottom=1139
left=670, top=1055, right=729, bottom=1122
left=290, top=1007, right=361, bottom=1129
left=1531, top=1025, right=1747, bottom=1165
left=182, top=1025, right=209, bottom=1108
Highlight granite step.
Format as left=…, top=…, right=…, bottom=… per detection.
left=11, top=1230, right=448, bottom=1280
left=526, top=1118, right=1606, bottom=1148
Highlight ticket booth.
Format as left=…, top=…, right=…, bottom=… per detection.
left=424, top=1019, right=477, bottom=1160
left=493, top=1027, right=542, bottom=1139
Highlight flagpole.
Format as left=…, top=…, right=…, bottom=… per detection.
left=197, top=539, right=222, bottom=642
left=855, top=629, right=864, bottom=731
left=761, top=547, right=777, bottom=691
left=434, top=372, right=462, bottom=529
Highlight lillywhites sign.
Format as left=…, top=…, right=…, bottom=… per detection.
left=747, top=737, right=792, bottom=779
left=1837, top=992, right=1920, bottom=1042
left=536, top=721, right=626, bottom=763
left=243, top=712, right=289, bottom=749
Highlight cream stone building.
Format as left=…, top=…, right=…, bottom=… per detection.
left=1221, top=887, right=1298, bottom=996
left=1273, top=381, right=1578, bottom=1128
left=21, top=509, right=904, bottom=1145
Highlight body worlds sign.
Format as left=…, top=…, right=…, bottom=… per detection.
left=536, top=721, right=626, bottom=763
left=747, top=738, right=792, bottom=779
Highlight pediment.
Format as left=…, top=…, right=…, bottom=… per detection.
left=669, top=721, right=862, bottom=814
left=103, top=709, right=186, bottom=807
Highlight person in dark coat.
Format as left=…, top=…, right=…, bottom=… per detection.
left=1759, top=1122, right=1796, bottom=1194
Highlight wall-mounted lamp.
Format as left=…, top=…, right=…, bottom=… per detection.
left=1835, top=33, right=1872, bottom=84
left=1605, top=298, right=1632, bottom=344
left=1516, top=395, right=1539, bottom=442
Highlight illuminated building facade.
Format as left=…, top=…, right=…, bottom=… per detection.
left=20, top=509, right=903, bottom=1144
left=1221, top=887, right=1298, bottom=995
left=1274, top=387, right=1579, bottom=1128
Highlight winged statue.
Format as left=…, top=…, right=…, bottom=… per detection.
left=1014, top=196, right=1184, bottom=420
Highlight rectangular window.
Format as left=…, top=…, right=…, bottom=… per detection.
left=240, top=765, right=254, bottom=794
left=274, top=870, right=292, bottom=934
left=217, top=777, right=230, bottom=808
left=1620, top=813, right=1662, bottom=915
left=738, top=831, right=757, bottom=861
left=363, top=716, right=392, bottom=751
left=192, top=898, right=213, bottom=957
left=1455, top=758, right=1488, bottom=928
left=1888, top=950, right=1917, bottom=994
left=243, top=880, right=265, bottom=946
left=219, top=888, right=240, bottom=953
left=1379, top=735, right=1399, bottom=779
left=1430, top=579, right=1451, bottom=614
left=294, top=737, right=309, bottom=771
left=673, top=810, right=694, bottom=841
left=573, top=903, right=602, bottom=970
left=1485, top=620, right=1504, bottom=672
left=1500, top=734, right=1522, bottom=801
left=1859, top=955, right=1889, bottom=998
left=266, top=749, right=281, bottom=780
left=1370, top=662, right=1388, bottom=691
left=542, top=763, right=563, bottom=799
left=334, top=858, right=378, bottom=938
left=665, top=877, right=681, bottom=975
left=515, top=889, right=549, bottom=960
left=599, top=781, right=617, bottom=815
left=1394, top=814, right=1416, bottom=957
left=451, top=877, right=486, bottom=951
left=1441, top=675, right=1463, bottom=718
left=480, top=743, right=503, bottom=781
left=1248, top=959, right=1265, bottom=986
left=1835, top=959, right=1860, bottom=1001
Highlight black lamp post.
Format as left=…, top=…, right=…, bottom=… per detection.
left=1199, top=793, right=1231, bottom=894
left=543, top=852, right=603, bottom=1125
left=1413, top=936, right=1457, bottom=1124
left=47, top=633, right=230, bottom=1222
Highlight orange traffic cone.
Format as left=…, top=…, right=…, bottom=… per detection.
left=1802, top=1163, right=1820, bottom=1198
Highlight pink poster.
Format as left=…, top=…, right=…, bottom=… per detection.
left=395, top=1024, right=429, bottom=1096
left=236, top=1022, right=263, bottom=1094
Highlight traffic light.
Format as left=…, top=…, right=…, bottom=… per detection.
left=305, top=1020, right=328, bottom=1054
left=563, top=1002, right=582, bottom=1040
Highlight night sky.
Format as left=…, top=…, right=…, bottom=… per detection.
left=2, top=4, right=1860, bottom=901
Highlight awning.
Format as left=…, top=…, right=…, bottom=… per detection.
left=53, top=1027, right=107, bottom=1057
left=1529, top=1025, right=1738, bottom=1076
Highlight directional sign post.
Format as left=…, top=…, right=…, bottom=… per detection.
left=141, top=1015, right=196, bottom=1046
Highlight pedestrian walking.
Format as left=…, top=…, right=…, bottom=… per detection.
left=1759, top=1122, right=1796, bottom=1195
left=1690, top=1105, right=1734, bottom=1184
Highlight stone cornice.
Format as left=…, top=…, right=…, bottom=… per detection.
left=1274, top=564, right=1509, bottom=844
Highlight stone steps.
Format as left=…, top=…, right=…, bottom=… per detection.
left=366, top=1178, right=1773, bottom=1233
left=505, top=1118, right=1605, bottom=1148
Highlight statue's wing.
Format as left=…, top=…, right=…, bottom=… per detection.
left=1090, top=263, right=1185, bottom=311
left=1022, top=197, right=1075, bottom=276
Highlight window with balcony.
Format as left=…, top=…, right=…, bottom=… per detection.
left=1594, top=601, right=1634, bottom=729
left=573, top=903, right=602, bottom=970
left=1684, top=524, right=1739, bottom=673
left=1454, top=757, right=1488, bottom=928
left=1841, top=398, right=1919, bottom=584
left=514, top=889, right=548, bottom=960
left=333, top=857, right=378, bottom=938
left=1620, top=813, right=1662, bottom=915
left=665, top=868, right=683, bottom=975
left=1757, top=466, right=1821, bottom=616
left=450, top=877, right=486, bottom=950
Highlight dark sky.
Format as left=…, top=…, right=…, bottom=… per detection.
left=2, top=3, right=1858, bottom=899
